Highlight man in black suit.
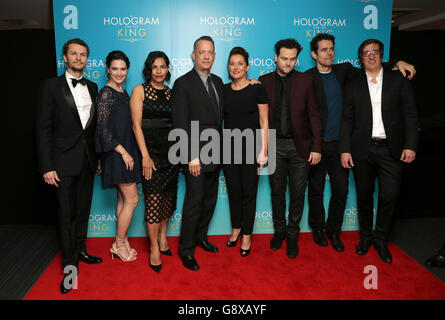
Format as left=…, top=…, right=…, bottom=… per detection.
left=36, top=38, right=102, bottom=293
left=172, top=36, right=223, bottom=271
left=339, top=39, right=419, bottom=263
left=305, top=34, right=416, bottom=252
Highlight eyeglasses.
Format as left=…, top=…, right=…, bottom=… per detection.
left=362, top=50, right=380, bottom=57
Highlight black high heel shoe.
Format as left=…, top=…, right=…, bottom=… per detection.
left=149, top=250, right=162, bottom=273
left=240, top=247, right=251, bottom=257
left=158, top=241, right=172, bottom=256
left=240, top=235, right=251, bottom=257
left=149, top=261, right=162, bottom=273
left=226, top=233, right=240, bottom=247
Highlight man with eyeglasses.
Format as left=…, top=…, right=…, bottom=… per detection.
left=339, top=39, right=419, bottom=263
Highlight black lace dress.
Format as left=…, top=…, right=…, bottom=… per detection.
left=141, top=83, right=179, bottom=224
left=95, top=86, right=142, bottom=186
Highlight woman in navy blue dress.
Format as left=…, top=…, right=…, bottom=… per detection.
left=95, top=51, right=142, bottom=262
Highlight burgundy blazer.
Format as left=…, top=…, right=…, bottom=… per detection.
left=259, top=70, right=322, bottom=159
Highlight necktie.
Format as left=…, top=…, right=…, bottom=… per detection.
left=207, top=76, right=219, bottom=114
left=280, top=77, right=288, bottom=136
left=71, top=78, right=87, bottom=88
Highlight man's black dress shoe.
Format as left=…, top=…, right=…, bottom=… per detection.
left=180, top=255, right=200, bottom=271
left=327, top=233, right=345, bottom=252
left=196, top=240, right=218, bottom=253
left=312, top=230, right=328, bottom=246
left=374, top=243, right=392, bottom=263
left=286, top=238, right=299, bottom=258
left=270, top=232, right=286, bottom=250
left=79, top=250, right=103, bottom=264
left=356, top=239, right=372, bottom=255
left=60, top=272, right=77, bottom=294
left=425, top=254, right=445, bottom=268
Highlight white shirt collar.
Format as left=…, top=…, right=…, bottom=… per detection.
left=65, top=70, right=83, bottom=82
left=365, top=67, right=383, bottom=82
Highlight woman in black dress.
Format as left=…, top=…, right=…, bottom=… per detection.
left=223, top=47, right=269, bottom=257
left=96, top=51, right=142, bottom=262
left=130, top=51, right=179, bottom=272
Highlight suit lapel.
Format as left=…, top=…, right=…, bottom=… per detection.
left=59, top=75, right=83, bottom=128
left=191, top=69, right=220, bottom=122
left=359, top=70, right=374, bottom=127
left=211, top=73, right=223, bottom=125
left=381, top=70, right=390, bottom=115
left=289, top=71, right=299, bottom=114
left=84, top=80, right=96, bottom=129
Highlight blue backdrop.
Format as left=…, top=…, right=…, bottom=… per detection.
left=52, top=0, right=392, bottom=237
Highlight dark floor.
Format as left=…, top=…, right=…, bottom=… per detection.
left=390, top=217, right=445, bottom=284
left=0, top=225, right=59, bottom=300
left=0, top=218, right=444, bottom=300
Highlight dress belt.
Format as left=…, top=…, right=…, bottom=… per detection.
left=142, top=118, right=172, bottom=128
left=371, top=137, right=388, bottom=145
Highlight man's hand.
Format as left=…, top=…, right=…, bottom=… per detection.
left=395, top=61, right=416, bottom=80
left=43, top=171, right=60, bottom=188
left=247, top=77, right=261, bottom=85
left=189, top=158, right=201, bottom=177
left=308, top=152, right=321, bottom=166
left=341, top=153, right=354, bottom=169
left=400, top=149, right=416, bottom=163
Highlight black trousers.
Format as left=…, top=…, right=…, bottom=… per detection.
left=56, top=156, right=95, bottom=267
left=223, top=163, right=259, bottom=235
left=269, top=138, right=309, bottom=239
left=438, top=242, right=445, bottom=256
left=178, top=169, right=219, bottom=257
left=308, top=141, right=349, bottom=236
left=353, top=143, right=403, bottom=245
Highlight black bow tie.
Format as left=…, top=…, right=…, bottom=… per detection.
left=71, top=78, right=87, bottom=87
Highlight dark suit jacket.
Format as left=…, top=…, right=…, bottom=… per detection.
left=339, top=69, right=419, bottom=160
left=305, top=61, right=397, bottom=136
left=259, top=70, right=322, bottom=159
left=305, top=62, right=355, bottom=134
left=36, top=75, right=98, bottom=176
left=171, top=68, right=224, bottom=172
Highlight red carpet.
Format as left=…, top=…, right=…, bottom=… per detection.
left=24, top=231, right=445, bottom=300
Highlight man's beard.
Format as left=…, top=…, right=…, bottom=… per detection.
left=277, top=65, right=293, bottom=76
left=66, top=62, right=85, bottom=73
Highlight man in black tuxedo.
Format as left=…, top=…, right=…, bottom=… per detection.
left=172, top=36, right=223, bottom=271
left=339, top=39, right=419, bottom=263
left=305, top=34, right=416, bottom=252
left=36, top=38, right=102, bottom=293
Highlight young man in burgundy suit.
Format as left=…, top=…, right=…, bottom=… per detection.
left=259, top=39, right=322, bottom=258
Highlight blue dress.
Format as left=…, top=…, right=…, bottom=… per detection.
left=95, top=86, right=142, bottom=186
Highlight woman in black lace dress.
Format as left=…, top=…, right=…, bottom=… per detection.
left=130, top=51, right=179, bottom=272
left=95, top=51, right=142, bottom=262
